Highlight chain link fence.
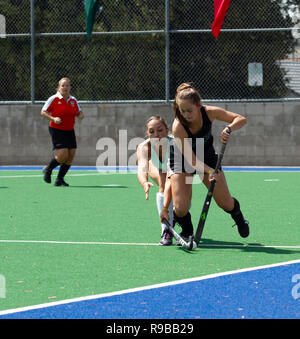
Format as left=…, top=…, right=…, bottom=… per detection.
left=0, top=0, right=300, bottom=103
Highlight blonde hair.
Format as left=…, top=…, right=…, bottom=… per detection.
left=173, top=82, right=202, bottom=126
left=57, top=77, right=71, bottom=90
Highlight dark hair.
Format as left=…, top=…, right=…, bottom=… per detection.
left=173, top=82, right=202, bottom=126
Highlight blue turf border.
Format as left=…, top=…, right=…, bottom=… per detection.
left=1, top=261, right=300, bottom=319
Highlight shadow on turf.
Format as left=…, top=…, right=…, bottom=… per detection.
left=198, top=238, right=300, bottom=255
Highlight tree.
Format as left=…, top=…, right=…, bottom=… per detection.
left=169, top=0, right=297, bottom=99
left=0, top=0, right=31, bottom=100
left=0, top=0, right=297, bottom=101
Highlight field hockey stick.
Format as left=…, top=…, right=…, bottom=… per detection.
left=194, top=127, right=231, bottom=245
left=162, top=217, right=194, bottom=250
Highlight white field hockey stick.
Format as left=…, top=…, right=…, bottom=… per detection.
left=162, top=217, right=195, bottom=251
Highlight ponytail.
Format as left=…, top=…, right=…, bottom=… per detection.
left=173, top=82, right=202, bottom=126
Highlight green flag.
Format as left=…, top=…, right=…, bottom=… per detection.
left=84, top=0, right=100, bottom=40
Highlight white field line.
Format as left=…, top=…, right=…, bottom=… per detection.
left=0, top=239, right=299, bottom=249
left=1, top=165, right=300, bottom=179
left=0, top=239, right=158, bottom=246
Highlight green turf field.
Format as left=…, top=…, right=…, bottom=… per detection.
left=0, top=170, right=300, bottom=311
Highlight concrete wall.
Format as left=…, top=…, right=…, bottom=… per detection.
left=0, top=101, right=299, bottom=166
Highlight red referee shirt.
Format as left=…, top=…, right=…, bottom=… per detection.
left=42, top=92, right=81, bottom=131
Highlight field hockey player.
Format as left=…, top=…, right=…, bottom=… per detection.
left=137, top=116, right=174, bottom=246
left=166, top=82, right=250, bottom=244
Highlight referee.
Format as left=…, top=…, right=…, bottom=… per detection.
left=41, top=77, right=84, bottom=186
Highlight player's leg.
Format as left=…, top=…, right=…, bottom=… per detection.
left=52, top=148, right=69, bottom=186
left=202, top=171, right=233, bottom=211
left=55, top=130, right=77, bottom=186
left=43, top=128, right=65, bottom=184
left=170, top=172, right=194, bottom=239
left=156, top=179, right=174, bottom=246
left=54, top=148, right=76, bottom=187
left=43, top=157, right=60, bottom=184
left=43, top=148, right=68, bottom=184
left=202, top=171, right=249, bottom=238
left=148, top=161, right=173, bottom=245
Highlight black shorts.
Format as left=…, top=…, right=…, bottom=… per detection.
left=168, top=146, right=220, bottom=176
left=49, top=127, right=77, bottom=150
left=205, top=153, right=219, bottom=170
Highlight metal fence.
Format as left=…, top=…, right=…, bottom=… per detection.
left=0, top=0, right=300, bottom=104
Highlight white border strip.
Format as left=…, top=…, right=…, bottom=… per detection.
left=0, top=239, right=300, bottom=249
left=0, top=239, right=158, bottom=246
left=0, top=258, right=300, bottom=316
left=1, top=166, right=300, bottom=179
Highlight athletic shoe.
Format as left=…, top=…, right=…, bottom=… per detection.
left=233, top=220, right=250, bottom=238
left=42, top=166, right=52, bottom=184
left=54, top=178, right=69, bottom=187
left=159, top=230, right=173, bottom=246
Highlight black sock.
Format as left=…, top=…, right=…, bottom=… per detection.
left=47, top=158, right=60, bottom=171
left=226, top=198, right=245, bottom=224
left=58, top=164, right=71, bottom=179
left=174, top=211, right=194, bottom=237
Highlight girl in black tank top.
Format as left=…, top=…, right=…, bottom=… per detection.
left=160, top=83, right=249, bottom=244
left=181, top=106, right=217, bottom=169
left=169, top=105, right=218, bottom=173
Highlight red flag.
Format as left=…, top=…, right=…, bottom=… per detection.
left=211, top=0, right=231, bottom=38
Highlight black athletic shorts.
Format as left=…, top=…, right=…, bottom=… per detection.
left=49, top=127, right=77, bottom=150
left=168, top=145, right=220, bottom=176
